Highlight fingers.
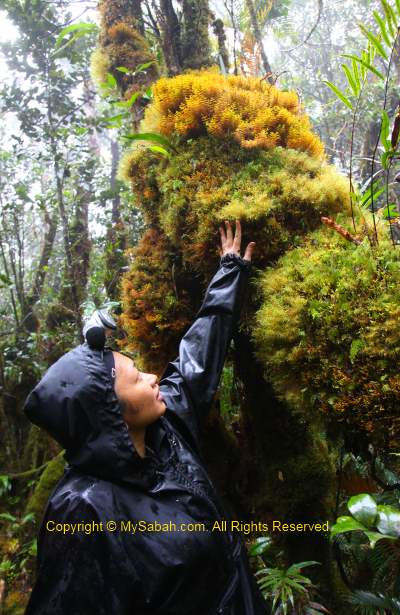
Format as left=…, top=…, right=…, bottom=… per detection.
left=219, top=225, right=226, bottom=250
left=243, top=241, right=256, bottom=263
left=219, top=219, right=256, bottom=262
left=233, top=219, right=241, bottom=252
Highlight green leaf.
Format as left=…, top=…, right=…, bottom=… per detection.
left=143, top=86, right=153, bottom=100
left=396, top=0, right=400, bottom=16
left=381, top=110, right=391, bottom=150
left=342, top=64, right=359, bottom=96
left=123, top=132, right=174, bottom=150
left=322, top=81, right=353, bottom=109
left=373, top=10, right=391, bottom=45
left=115, top=91, right=142, bottom=109
left=364, top=530, right=397, bottom=548
left=331, top=515, right=369, bottom=537
left=149, top=145, right=171, bottom=158
left=359, top=182, right=385, bottom=207
left=381, top=0, right=396, bottom=37
left=55, top=22, right=97, bottom=48
left=106, top=73, right=117, bottom=88
left=348, top=493, right=377, bottom=527
left=352, top=58, right=360, bottom=92
left=0, top=512, right=17, bottom=522
left=381, top=150, right=394, bottom=169
left=376, top=504, right=400, bottom=536
left=286, top=561, right=320, bottom=573
left=342, top=53, right=385, bottom=80
left=249, top=536, right=273, bottom=556
left=0, top=273, right=12, bottom=288
left=359, top=24, right=388, bottom=60
left=134, top=60, right=156, bottom=74
left=115, top=66, right=130, bottom=74
left=382, top=203, right=399, bottom=219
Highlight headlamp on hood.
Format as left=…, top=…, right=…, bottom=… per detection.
left=83, top=309, right=117, bottom=351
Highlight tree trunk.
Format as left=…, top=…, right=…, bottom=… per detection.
left=159, top=0, right=182, bottom=75
left=245, top=0, right=273, bottom=81
left=105, top=140, right=127, bottom=300
left=181, top=0, right=211, bottom=70
left=22, top=207, right=58, bottom=332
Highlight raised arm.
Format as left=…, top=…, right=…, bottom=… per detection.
left=159, top=220, right=255, bottom=449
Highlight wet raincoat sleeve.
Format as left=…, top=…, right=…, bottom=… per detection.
left=159, top=252, right=251, bottom=447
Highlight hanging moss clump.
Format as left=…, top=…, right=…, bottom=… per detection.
left=253, top=213, right=400, bottom=449
left=91, top=1, right=158, bottom=97
left=118, top=69, right=350, bottom=363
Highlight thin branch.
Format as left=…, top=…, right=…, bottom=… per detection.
left=279, top=0, right=323, bottom=53
left=321, top=217, right=361, bottom=244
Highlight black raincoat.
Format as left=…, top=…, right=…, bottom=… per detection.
left=23, top=252, right=268, bottom=615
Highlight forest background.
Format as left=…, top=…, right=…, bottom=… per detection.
left=2, top=0, right=400, bottom=613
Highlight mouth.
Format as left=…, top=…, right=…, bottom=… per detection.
left=156, top=386, right=163, bottom=402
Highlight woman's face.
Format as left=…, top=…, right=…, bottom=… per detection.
left=113, top=352, right=166, bottom=430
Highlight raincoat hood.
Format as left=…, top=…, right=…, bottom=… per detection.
left=24, top=343, right=159, bottom=487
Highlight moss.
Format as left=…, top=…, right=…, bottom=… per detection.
left=89, top=48, right=111, bottom=88
left=118, top=71, right=350, bottom=371
left=119, top=226, right=195, bottom=374
left=146, top=70, right=324, bottom=157
left=26, top=451, right=65, bottom=521
left=94, top=9, right=159, bottom=97
left=253, top=212, right=400, bottom=448
left=4, top=590, right=27, bottom=615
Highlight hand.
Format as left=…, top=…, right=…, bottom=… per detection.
left=218, top=219, right=256, bottom=263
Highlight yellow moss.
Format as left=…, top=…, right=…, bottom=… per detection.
left=146, top=70, right=325, bottom=158
left=117, top=147, right=143, bottom=184
left=89, top=48, right=111, bottom=88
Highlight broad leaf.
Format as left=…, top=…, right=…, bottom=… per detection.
left=55, top=22, right=97, bottom=48
left=348, top=493, right=377, bottom=527
left=149, top=145, right=171, bottom=157
left=364, top=530, right=397, bottom=548
left=331, top=515, right=368, bottom=537
left=123, top=132, right=173, bottom=150
left=377, top=504, right=400, bottom=536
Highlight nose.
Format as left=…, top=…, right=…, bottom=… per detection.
left=144, top=373, right=158, bottom=386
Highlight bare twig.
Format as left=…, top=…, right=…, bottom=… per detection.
left=321, top=217, right=361, bottom=244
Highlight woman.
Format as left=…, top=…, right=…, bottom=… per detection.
left=23, top=220, right=267, bottom=614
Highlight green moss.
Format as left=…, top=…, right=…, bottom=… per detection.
left=26, top=451, right=65, bottom=521
left=253, top=213, right=400, bottom=447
